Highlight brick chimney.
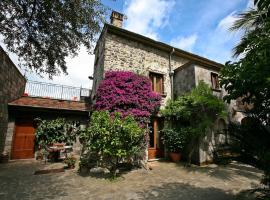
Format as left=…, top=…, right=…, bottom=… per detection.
left=110, top=11, right=124, bottom=28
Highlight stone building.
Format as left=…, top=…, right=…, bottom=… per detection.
left=92, top=11, right=242, bottom=164
left=0, top=47, right=91, bottom=161
left=0, top=47, right=26, bottom=155
left=0, top=11, right=245, bottom=164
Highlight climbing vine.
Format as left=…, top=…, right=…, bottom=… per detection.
left=161, top=81, right=226, bottom=163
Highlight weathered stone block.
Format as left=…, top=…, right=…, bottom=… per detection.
left=0, top=47, right=26, bottom=153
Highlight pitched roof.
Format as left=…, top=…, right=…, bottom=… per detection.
left=96, top=24, right=224, bottom=69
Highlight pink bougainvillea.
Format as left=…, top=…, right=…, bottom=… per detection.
left=95, top=71, right=161, bottom=124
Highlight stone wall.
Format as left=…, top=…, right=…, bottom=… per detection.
left=198, top=118, right=228, bottom=164
left=173, top=64, right=196, bottom=98
left=0, top=47, right=26, bottom=153
left=92, top=27, right=237, bottom=164
left=4, top=117, right=15, bottom=156
left=194, top=65, right=226, bottom=99
left=91, top=33, right=106, bottom=99
left=101, top=32, right=188, bottom=105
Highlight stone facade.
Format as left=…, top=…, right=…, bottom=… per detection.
left=91, top=32, right=105, bottom=100
left=0, top=47, right=26, bottom=154
left=92, top=23, right=235, bottom=164
left=173, top=63, right=230, bottom=164
left=3, top=117, right=15, bottom=155
left=92, top=28, right=189, bottom=106
left=195, top=65, right=226, bottom=98
left=173, top=63, right=196, bottom=98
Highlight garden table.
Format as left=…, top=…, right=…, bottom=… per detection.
left=49, top=145, right=73, bottom=160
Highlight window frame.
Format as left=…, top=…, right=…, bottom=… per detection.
left=211, top=72, right=220, bottom=91
left=149, top=72, right=165, bottom=95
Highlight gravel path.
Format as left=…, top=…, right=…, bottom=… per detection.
left=0, top=160, right=262, bottom=200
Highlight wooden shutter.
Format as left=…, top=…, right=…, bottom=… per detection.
left=149, top=72, right=164, bottom=94
left=211, top=73, right=219, bottom=90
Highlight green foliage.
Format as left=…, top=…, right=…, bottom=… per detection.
left=161, top=81, right=226, bottom=162
left=0, top=0, right=106, bottom=77
left=220, top=0, right=270, bottom=125
left=35, top=118, right=80, bottom=147
left=83, top=111, right=145, bottom=177
left=162, top=128, right=190, bottom=153
left=162, top=81, right=226, bottom=135
left=228, top=119, right=270, bottom=187
left=220, top=0, right=270, bottom=187
left=64, top=155, right=76, bottom=168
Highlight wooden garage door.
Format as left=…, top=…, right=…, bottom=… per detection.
left=12, top=120, right=35, bottom=159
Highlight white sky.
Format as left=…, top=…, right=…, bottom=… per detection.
left=0, top=38, right=94, bottom=89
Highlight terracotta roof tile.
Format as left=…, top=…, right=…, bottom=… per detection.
left=8, top=96, right=91, bottom=112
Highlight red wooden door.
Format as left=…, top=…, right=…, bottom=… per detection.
left=12, top=120, right=35, bottom=159
left=148, top=118, right=164, bottom=159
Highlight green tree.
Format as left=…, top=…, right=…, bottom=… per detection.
left=161, top=81, right=226, bottom=164
left=220, top=0, right=270, bottom=187
left=220, top=0, right=270, bottom=125
left=83, top=111, right=145, bottom=177
left=0, top=0, right=106, bottom=77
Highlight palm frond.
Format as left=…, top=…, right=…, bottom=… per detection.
left=232, top=36, right=249, bottom=57
left=230, top=9, right=267, bottom=31
left=255, top=0, right=270, bottom=10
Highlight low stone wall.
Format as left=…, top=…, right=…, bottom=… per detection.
left=0, top=46, right=26, bottom=154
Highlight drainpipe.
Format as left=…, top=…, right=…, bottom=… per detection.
left=169, top=48, right=175, bottom=100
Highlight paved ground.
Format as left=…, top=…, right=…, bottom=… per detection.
left=0, top=160, right=263, bottom=200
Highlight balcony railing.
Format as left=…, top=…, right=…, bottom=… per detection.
left=24, top=81, right=90, bottom=101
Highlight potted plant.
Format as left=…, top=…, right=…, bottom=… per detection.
left=64, top=155, right=76, bottom=169
left=79, top=157, right=89, bottom=174
left=162, top=128, right=186, bottom=162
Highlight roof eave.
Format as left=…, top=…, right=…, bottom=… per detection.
left=105, top=24, right=224, bottom=69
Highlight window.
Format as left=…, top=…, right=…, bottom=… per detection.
left=211, top=72, right=220, bottom=90
left=149, top=72, right=164, bottom=94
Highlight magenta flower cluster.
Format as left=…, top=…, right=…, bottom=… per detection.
left=95, top=71, right=161, bottom=123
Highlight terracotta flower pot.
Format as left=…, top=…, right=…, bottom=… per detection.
left=169, top=152, right=181, bottom=162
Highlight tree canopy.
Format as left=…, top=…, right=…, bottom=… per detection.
left=220, top=0, right=270, bottom=187
left=220, top=0, right=270, bottom=125
left=0, top=0, right=106, bottom=77
left=82, top=111, right=144, bottom=177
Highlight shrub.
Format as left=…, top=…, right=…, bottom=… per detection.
left=35, top=118, right=80, bottom=147
left=162, top=128, right=189, bottom=153
left=161, top=81, right=226, bottom=163
left=95, top=71, right=161, bottom=125
left=64, top=154, right=76, bottom=169
left=228, top=118, right=270, bottom=187
left=84, top=111, right=145, bottom=177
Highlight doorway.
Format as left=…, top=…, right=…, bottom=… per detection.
left=148, top=118, right=164, bottom=159
left=12, top=119, right=35, bottom=159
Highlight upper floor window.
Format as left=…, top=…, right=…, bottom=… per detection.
left=149, top=72, right=164, bottom=94
left=211, top=72, right=220, bottom=90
